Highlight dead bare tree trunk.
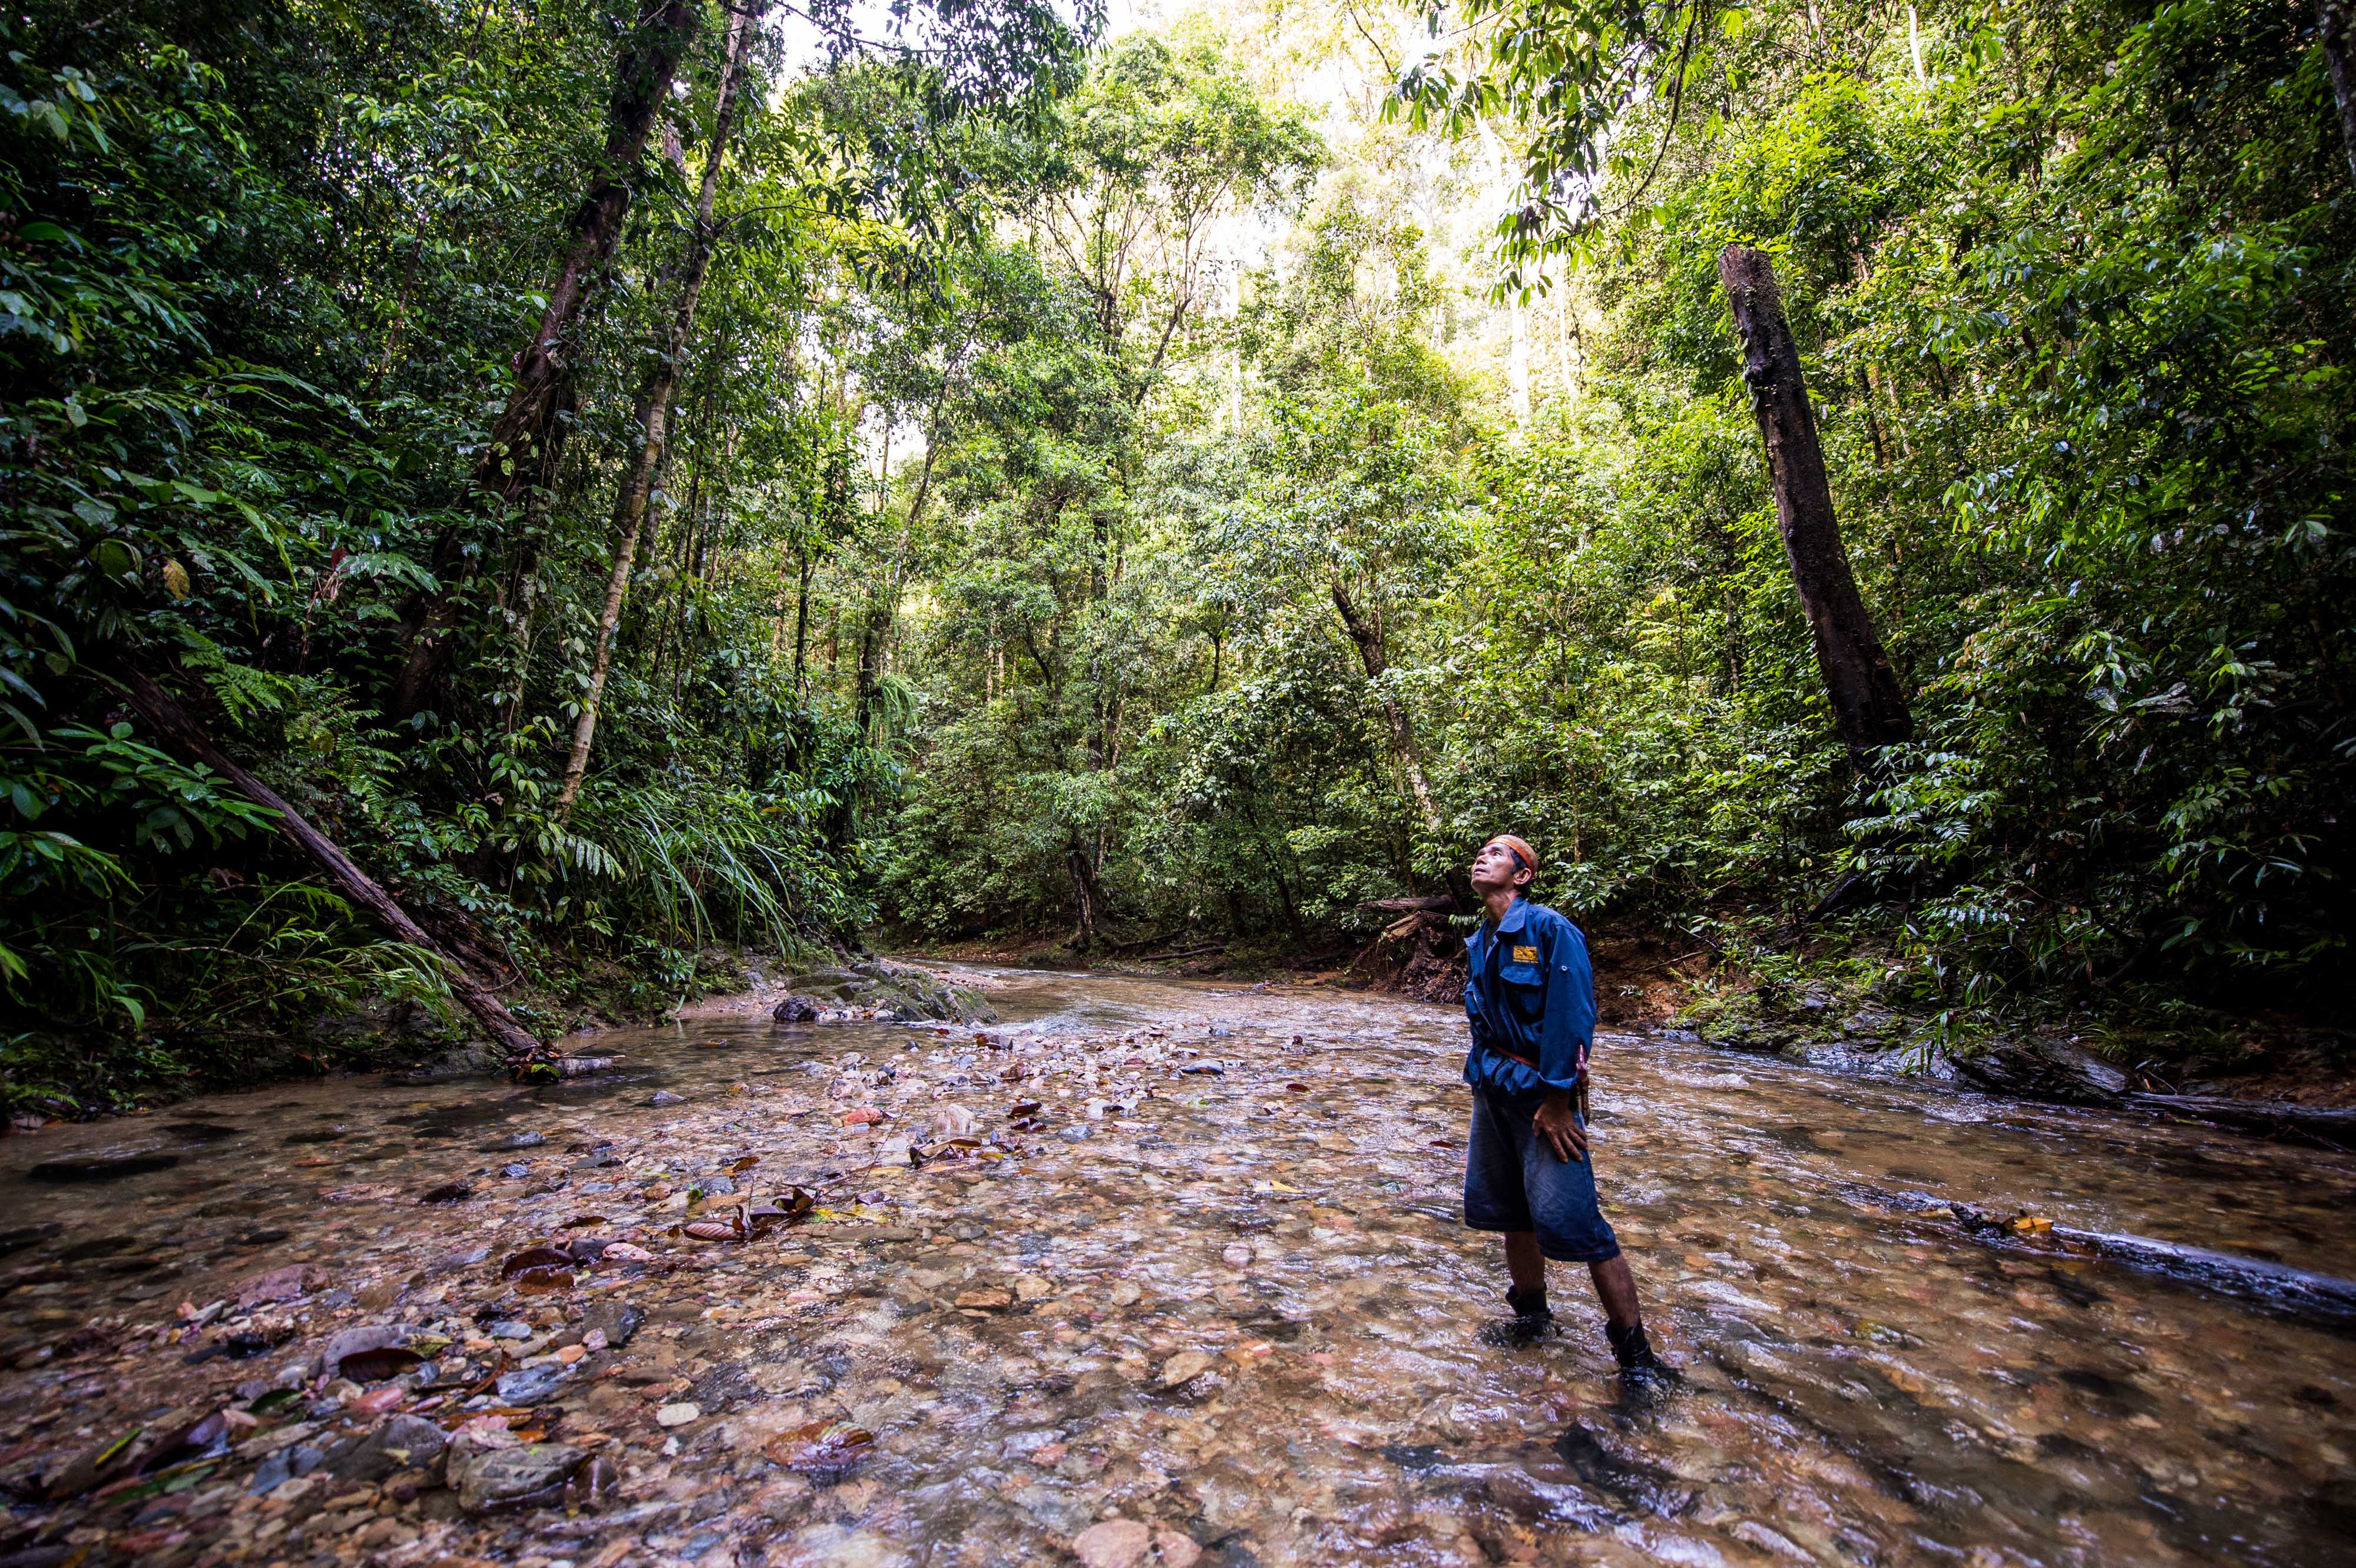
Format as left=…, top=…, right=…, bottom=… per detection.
left=555, top=2, right=762, bottom=821
left=1329, top=580, right=1442, bottom=832
left=112, top=664, right=543, bottom=1063
left=390, top=0, right=703, bottom=721
left=1718, top=244, right=1913, bottom=767
left=2325, top=0, right=2356, bottom=184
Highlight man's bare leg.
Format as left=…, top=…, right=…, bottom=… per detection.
left=1504, top=1231, right=1546, bottom=1296
left=1591, top=1253, right=1676, bottom=1380
left=1590, top=1254, right=1642, bottom=1331
left=1509, top=1238, right=1642, bottom=1325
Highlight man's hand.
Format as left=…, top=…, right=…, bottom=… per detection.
left=1533, top=1090, right=1587, bottom=1163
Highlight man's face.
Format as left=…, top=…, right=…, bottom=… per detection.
left=1470, top=839, right=1530, bottom=895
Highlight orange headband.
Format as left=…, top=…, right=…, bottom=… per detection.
left=1488, top=835, right=1538, bottom=878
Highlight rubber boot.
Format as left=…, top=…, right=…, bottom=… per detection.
left=1483, top=1284, right=1556, bottom=1347
left=1606, top=1319, right=1680, bottom=1384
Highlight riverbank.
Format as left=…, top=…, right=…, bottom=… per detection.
left=2, top=969, right=2351, bottom=1567
left=899, top=927, right=2356, bottom=1126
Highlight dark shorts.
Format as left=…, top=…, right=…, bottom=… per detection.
left=1463, top=1088, right=1622, bottom=1263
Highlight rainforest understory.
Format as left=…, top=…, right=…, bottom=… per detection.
left=4, top=0, right=2352, bottom=1119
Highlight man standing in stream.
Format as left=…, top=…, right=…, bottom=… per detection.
left=1461, top=835, right=1675, bottom=1380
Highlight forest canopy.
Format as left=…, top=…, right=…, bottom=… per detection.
left=2, top=0, right=2350, bottom=1107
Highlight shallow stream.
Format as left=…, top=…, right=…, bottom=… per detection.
left=2, top=969, right=2352, bottom=1567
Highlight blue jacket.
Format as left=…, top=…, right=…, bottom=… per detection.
left=1462, top=896, right=1596, bottom=1100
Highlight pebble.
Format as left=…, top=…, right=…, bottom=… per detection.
left=1073, top=1517, right=1154, bottom=1568
left=1157, top=1350, right=1215, bottom=1389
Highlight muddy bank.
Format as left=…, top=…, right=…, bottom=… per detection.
left=2, top=970, right=2353, bottom=1568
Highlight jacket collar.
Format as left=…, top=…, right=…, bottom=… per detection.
left=1485, top=895, right=1530, bottom=937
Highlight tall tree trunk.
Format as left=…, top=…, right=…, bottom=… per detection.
left=852, top=601, right=886, bottom=742
left=792, top=548, right=813, bottom=697
left=1329, top=580, right=1442, bottom=832
left=2325, top=0, right=2356, bottom=184
left=389, top=0, right=703, bottom=721
left=555, top=2, right=761, bottom=821
left=1066, top=842, right=1104, bottom=952
left=1717, top=244, right=1913, bottom=766
left=112, top=664, right=542, bottom=1063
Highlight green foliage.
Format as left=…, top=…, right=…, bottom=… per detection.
left=0, top=0, right=1084, bottom=1108
left=879, top=0, right=2351, bottom=1037
left=2, top=0, right=2347, bottom=1114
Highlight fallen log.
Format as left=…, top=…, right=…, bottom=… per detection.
left=111, top=662, right=546, bottom=1067
left=1382, top=909, right=1451, bottom=942
left=1137, top=944, right=1226, bottom=964
left=1357, top=895, right=1455, bottom=917
left=2126, top=1093, right=2356, bottom=1150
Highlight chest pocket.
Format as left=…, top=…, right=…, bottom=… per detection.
left=1495, top=958, right=1547, bottom=1023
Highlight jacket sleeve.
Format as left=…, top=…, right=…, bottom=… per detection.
left=1538, top=917, right=1596, bottom=1091
left=1461, top=932, right=1485, bottom=1041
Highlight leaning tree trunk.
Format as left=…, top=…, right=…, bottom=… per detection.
left=1329, top=580, right=1442, bottom=832
left=1718, top=244, right=1913, bottom=767
left=112, top=664, right=544, bottom=1064
left=2325, top=0, right=2356, bottom=184
left=389, top=0, right=703, bottom=722
left=554, top=1, right=762, bottom=821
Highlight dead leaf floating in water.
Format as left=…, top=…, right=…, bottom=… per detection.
left=678, top=1190, right=815, bottom=1243
left=346, top=1344, right=425, bottom=1380
left=500, top=1246, right=573, bottom=1278
left=911, top=1137, right=992, bottom=1168
left=498, top=1245, right=575, bottom=1294
left=763, top=1420, right=875, bottom=1480
left=136, top=1410, right=227, bottom=1474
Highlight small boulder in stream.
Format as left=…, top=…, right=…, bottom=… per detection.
left=325, top=1414, right=448, bottom=1483
left=455, top=1443, right=587, bottom=1513
left=771, top=958, right=996, bottom=1023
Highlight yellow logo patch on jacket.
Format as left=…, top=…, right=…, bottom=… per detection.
left=1511, top=945, right=1538, bottom=964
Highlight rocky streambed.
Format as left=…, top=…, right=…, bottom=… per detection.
left=2, top=969, right=2352, bottom=1568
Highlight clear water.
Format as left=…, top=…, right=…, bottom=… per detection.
left=2, top=968, right=2351, bottom=1567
